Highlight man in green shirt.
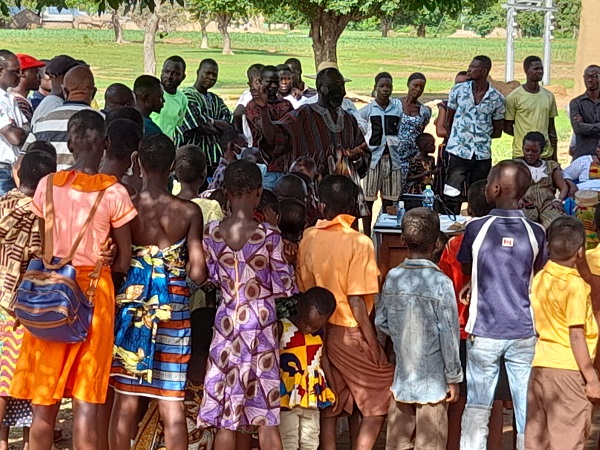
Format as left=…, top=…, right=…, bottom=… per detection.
left=504, top=55, right=558, bottom=160
left=151, top=56, right=188, bottom=140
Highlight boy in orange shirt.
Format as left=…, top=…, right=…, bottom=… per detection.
left=296, top=175, right=394, bottom=450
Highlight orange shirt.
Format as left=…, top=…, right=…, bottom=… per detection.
left=438, top=235, right=470, bottom=340
left=31, top=171, right=137, bottom=267
left=296, top=214, right=379, bottom=328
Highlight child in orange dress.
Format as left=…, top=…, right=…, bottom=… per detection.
left=9, top=110, right=136, bottom=450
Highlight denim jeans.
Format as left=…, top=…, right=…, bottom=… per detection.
left=0, top=167, right=16, bottom=196
left=460, top=335, right=536, bottom=450
left=262, top=171, right=283, bottom=191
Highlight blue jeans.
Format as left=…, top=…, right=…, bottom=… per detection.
left=0, top=167, right=16, bottom=196
left=262, top=171, right=283, bottom=191
left=460, top=335, right=536, bottom=450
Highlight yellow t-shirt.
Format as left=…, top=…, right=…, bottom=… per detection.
left=531, top=260, right=598, bottom=370
left=586, top=246, right=600, bottom=275
left=189, top=198, right=224, bottom=312
left=192, top=198, right=225, bottom=225
left=296, top=214, right=380, bottom=328
left=505, top=86, right=558, bottom=159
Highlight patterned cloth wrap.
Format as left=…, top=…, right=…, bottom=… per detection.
left=113, top=239, right=188, bottom=383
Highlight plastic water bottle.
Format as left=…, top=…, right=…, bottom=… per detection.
left=422, top=185, right=435, bottom=210
left=396, top=201, right=405, bottom=228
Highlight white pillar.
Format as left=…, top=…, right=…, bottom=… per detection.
left=542, top=0, right=554, bottom=85
left=505, top=6, right=516, bottom=82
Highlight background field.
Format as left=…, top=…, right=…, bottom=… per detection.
left=1, top=28, right=579, bottom=162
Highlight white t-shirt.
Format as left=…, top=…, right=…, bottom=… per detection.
left=0, top=88, right=27, bottom=164
left=283, top=93, right=308, bottom=109
left=236, top=90, right=253, bottom=146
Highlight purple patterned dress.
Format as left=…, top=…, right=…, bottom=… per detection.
left=198, top=221, right=297, bottom=430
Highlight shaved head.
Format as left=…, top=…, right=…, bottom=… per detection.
left=63, top=66, right=96, bottom=104
left=104, top=83, right=135, bottom=112
left=487, top=160, right=532, bottom=203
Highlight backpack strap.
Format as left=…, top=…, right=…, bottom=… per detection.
left=43, top=174, right=107, bottom=270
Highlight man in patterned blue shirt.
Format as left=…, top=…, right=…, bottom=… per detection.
left=443, top=56, right=505, bottom=214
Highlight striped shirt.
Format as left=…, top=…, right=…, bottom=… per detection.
left=25, top=102, right=95, bottom=170
left=457, top=209, right=547, bottom=339
left=174, top=87, right=232, bottom=168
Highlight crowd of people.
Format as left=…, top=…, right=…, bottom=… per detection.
left=0, top=45, right=600, bottom=450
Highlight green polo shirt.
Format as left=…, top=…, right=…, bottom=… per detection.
left=151, top=89, right=188, bottom=140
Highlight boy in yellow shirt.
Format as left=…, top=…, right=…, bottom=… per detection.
left=525, top=217, right=600, bottom=449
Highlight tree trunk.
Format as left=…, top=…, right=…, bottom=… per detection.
left=217, top=13, right=234, bottom=55
left=112, top=8, right=126, bottom=44
left=199, top=14, right=209, bottom=49
left=289, top=23, right=295, bottom=31
left=574, top=0, right=598, bottom=93
left=310, top=8, right=353, bottom=70
left=143, top=3, right=160, bottom=75
left=416, top=23, right=426, bottom=37
left=381, top=15, right=392, bottom=37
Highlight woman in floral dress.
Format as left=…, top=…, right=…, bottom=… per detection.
left=398, top=73, right=432, bottom=181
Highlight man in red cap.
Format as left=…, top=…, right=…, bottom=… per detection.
left=12, top=54, right=45, bottom=123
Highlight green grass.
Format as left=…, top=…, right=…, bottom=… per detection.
left=0, top=28, right=577, bottom=96
left=0, top=28, right=576, bottom=159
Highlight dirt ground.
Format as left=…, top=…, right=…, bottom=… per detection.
left=8, top=405, right=600, bottom=449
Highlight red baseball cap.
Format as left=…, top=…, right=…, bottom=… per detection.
left=16, top=54, right=46, bottom=71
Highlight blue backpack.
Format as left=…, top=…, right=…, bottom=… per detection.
left=14, top=174, right=105, bottom=343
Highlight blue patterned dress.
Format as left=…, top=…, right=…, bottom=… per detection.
left=111, top=238, right=191, bottom=400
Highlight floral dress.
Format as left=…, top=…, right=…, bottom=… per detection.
left=398, top=103, right=432, bottom=179
left=199, top=222, right=297, bottom=430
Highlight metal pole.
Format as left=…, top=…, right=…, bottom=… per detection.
left=506, top=5, right=516, bottom=82
left=542, top=0, right=553, bottom=85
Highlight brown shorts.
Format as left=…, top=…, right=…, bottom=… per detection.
left=386, top=400, right=448, bottom=450
left=322, top=324, right=394, bottom=417
left=525, top=367, right=593, bottom=450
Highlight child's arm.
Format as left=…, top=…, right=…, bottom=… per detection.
left=436, top=282, right=463, bottom=403
left=570, top=326, right=600, bottom=402
left=552, top=167, right=569, bottom=202
left=186, top=204, right=208, bottom=286
left=349, top=295, right=384, bottom=364
left=111, top=223, right=132, bottom=288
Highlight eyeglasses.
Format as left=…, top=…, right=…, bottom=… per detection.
left=584, top=74, right=600, bottom=80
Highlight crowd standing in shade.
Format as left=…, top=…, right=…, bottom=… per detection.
left=1, top=46, right=600, bottom=450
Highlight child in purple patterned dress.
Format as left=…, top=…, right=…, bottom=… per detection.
left=198, top=160, right=297, bottom=450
